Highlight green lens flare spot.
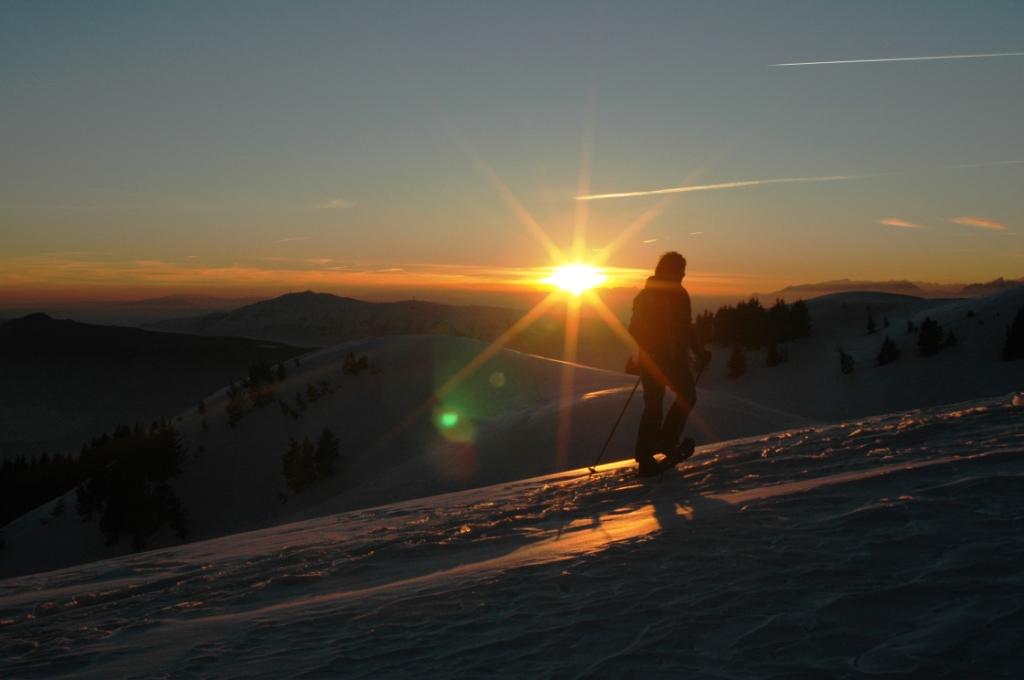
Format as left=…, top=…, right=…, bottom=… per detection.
left=440, top=411, right=460, bottom=429
left=489, top=371, right=506, bottom=388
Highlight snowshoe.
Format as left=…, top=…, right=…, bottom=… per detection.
left=665, top=437, right=695, bottom=466
left=636, top=457, right=664, bottom=477
left=636, top=439, right=695, bottom=477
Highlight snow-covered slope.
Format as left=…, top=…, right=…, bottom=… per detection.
left=3, top=393, right=1022, bottom=677
left=702, top=286, right=1024, bottom=421
left=1, top=335, right=810, bottom=578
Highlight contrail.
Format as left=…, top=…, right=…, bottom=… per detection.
left=578, top=175, right=856, bottom=201
left=576, top=160, right=1023, bottom=202
left=774, top=51, right=1024, bottom=67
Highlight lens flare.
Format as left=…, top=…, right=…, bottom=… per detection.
left=544, top=263, right=606, bottom=295
left=439, top=411, right=460, bottom=429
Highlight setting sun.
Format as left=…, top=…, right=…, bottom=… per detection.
left=544, top=263, right=607, bottom=295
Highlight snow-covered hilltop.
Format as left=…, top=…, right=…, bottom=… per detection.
left=0, top=335, right=809, bottom=578
left=3, top=392, right=1022, bottom=677
left=702, top=286, right=1024, bottom=422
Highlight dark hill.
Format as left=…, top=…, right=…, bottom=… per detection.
left=0, top=314, right=306, bottom=461
left=145, top=290, right=642, bottom=371
left=147, top=291, right=527, bottom=347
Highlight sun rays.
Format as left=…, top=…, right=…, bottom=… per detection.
left=376, top=130, right=710, bottom=472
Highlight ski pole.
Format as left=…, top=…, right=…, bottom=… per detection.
left=588, top=376, right=641, bottom=473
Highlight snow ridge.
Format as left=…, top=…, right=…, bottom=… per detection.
left=3, top=393, right=1023, bottom=677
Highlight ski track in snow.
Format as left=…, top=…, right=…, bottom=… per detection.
left=3, top=395, right=1024, bottom=678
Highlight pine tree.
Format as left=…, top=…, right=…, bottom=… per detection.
left=314, top=428, right=340, bottom=478
left=839, top=349, right=855, bottom=374
left=765, top=341, right=781, bottom=367
left=727, top=345, right=747, bottom=379
left=72, top=422, right=188, bottom=548
left=281, top=439, right=301, bottom=491
left=866, top=313, right=877, bottom=335
left=789, top=300, right=812, bottom=338
left=694, top=309, right=714, bottom=346
left=226, top=390, right=245, bottom=427
left=767, top=299, right=789, bottom=343
left=343, top=352, right=358, bottom=375
left=917, top=317, right=944, bottom=357
left=300, top=436, right=316, bottom=484
left=877, top=336, right=901, bottom=366
left=1003, top=304, right=1024, bottom=360
left=281, top=437, right=316, bottom=492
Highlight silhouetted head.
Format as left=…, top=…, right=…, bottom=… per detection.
left=654, top=251, right=686, bottom=282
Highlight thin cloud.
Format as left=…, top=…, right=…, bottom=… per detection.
left=952, top=216, right=1008, bottom=231
left=273, top=236, right=313, bottom=244
left=578, top=174, right=858, bottom=201
left=323, top=198, right=354, bottom=209
left=577, top=160, right=1023, bottom=202
left=774, top=51, right=1024, bottom=67
left=689, top=231, right=704, bottom=236
left=880, top=218, right=924, bottom=229
left=642, top=238, right=658, bottom=244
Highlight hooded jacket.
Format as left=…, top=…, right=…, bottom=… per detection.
left=629, top=276, right=699, bottom=365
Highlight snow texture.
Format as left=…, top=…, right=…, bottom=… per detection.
left=3, top=393, right=1023, bottom=678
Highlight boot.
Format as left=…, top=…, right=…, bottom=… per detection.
left=636, top=457, right=662, bottom=477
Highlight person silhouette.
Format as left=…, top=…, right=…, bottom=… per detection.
left=628, top=251, right=711, bottom=476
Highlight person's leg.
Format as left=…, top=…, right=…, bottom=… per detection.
left=659, top=366, right=696, bottom=451
left=634, top=370, right=665, bottom=463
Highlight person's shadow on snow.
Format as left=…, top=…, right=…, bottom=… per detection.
left=649, top=485, right=732, bottom=531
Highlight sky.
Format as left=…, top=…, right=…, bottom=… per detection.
left=2, top=0, right=1023, bottom=302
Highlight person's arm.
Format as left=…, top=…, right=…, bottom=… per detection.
left=677, top=289, right=697, bottom=352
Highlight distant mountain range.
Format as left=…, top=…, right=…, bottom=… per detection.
left=0, top=294, right=260, bottom=326
left=766, top=277, right=1024, bottom=299
left=145, top=290, right=644, bottom=371
left=146, top=291, right=528, bottom=348
left=116, top=294, right=262, bottom=308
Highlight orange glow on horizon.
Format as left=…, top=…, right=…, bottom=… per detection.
left=2, top=252, right=764, bottom=304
